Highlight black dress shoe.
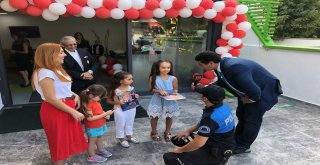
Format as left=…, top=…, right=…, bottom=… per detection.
left=233, top=146, right=251, bottom=155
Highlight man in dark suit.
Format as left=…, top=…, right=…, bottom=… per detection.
left=60, top=36, right=98, bottom=94
left=194, top=51, right=282, bottom=154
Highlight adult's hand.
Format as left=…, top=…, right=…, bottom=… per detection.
left=173, top=131, right=190, bottom=141
left=81, top=72, right=93, bottom=80
left=71, top=111, right=85, bottom=121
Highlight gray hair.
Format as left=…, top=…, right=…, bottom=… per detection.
left=60, top=36, right=76, bottom=45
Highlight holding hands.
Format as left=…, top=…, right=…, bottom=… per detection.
left=81, top=71, right=93, bottom=80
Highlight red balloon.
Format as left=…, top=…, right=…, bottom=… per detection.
left=222, top=7, right=236, bottom=17
left=192, top=6, right=205, bottom=17
left=216, top=39, right=228, bottom=47
left=225, top=0, right=239, bottom=8
left=199, top=78, right=212, bottom=85
left=165, top=8, right=179, bottom=18
left=125, top=8, right=139, bottom=20
left=235, top=14, right=247, bottom=24
left=172, top=0, right=185, bottom=10
left=145, top=0, right=159, bottom=10
left=212, top=12, right=225, bottom=23
left=200, top=0, right=214, bottom=10
left=103, top=0, right=118, bottom=9
left=9, top=0, right=28, bottom=9
left=96, top=7, right=110, bottom=19
left=226, top=23, right=238, bottom=32
left=233, top=30, right=246, bottom=38
left=107, top=69, right=114, bottom=76
left=66, top=3, right=82, bottom=15
left=139, top=8, right=153, bottom=19
left=73, top=0, right=87, bottom=7
left=26, top=6, right=42, bottom=16
left=228, top=49, right=240, bottom=56
left=204, top=70, right=216, bottom=79
left=33, top=0, right=51, bottom=9
left=233, top=43, right=243, bottom=49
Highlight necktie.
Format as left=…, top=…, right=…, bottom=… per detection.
left=216, top=70, right=246, bottom=97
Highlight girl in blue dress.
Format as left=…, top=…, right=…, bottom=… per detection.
left=147, top=60, right=180, bottom=142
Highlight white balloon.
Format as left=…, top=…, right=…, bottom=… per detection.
left=213, top=1, right=225, bottom=12
left=27, top=0, right=34, bottom=5
left=236, top=5, right=248, bottom=14
left=0, top=0, right=17, bottom=12
left=238, top=22, right=252, bottom=31
left=42, top=9, right=59, bottom=21
left=215, top=47, right=228, bottom=55
left=221, top=53, right=233, bottom=58
left=204, top=9, right=217, bottom=19
left=111, top=8, right=125, bottom=19
left=118, top=0, right=132, bottom=10
left=101, top=64, right=107, bottom=69
left=81, top=7, right=96, bottom=18
left=153, top=8, right=166, bottom=18
left=159, top=0, right=172, bottom=10
left=186, top=0, right=200, bottom=9
left=179, top=7, right=192, bottom=18
left=99, top=56, right=107, bottom=64
left=49, top=3, right=67, bottom=15
left=221, top=31, right=233, bottom=40
left=55, top=0, right=72, bottom=5
left=228, top=38, right=242, bottom=47
left=132, top=0, right=146, bottom=10
left=87, top=0, right=103, bottom=9
left=113, top=64, right=123, bottom=71
left=226, top=14, right=237, bottom=21
left=194, top=15, right=203, bottom=18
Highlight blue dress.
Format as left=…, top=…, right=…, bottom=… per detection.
left=147, top=75, right=180, bottom=118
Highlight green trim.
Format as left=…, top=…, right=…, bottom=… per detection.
left=238, top=0, right=320, bottom=52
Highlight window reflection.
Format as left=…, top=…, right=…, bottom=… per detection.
left=132, top=17, right=208, bottom=92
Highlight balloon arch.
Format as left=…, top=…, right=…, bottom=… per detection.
left=0, top=0, right=251, bottom=57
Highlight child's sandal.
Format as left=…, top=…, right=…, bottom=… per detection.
left=164, top=132, right=172, bottom=142
left=151, top=132, right=162, bottom=141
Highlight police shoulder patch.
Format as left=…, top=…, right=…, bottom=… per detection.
left=198, top=126, right=210, bottom=134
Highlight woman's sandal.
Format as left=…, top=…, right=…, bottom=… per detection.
left=151, top=132, right=162, bottom=141
left=164, top=132, right=172, bottom=142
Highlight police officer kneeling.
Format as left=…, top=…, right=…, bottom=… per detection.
left=163, top=84, right=235, bottom=165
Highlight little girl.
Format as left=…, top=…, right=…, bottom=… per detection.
left=79, top=84, right=114, bottom=163
left=107, top=71, right=140, bottom=148
left=147, top=60, right=180, bottom=142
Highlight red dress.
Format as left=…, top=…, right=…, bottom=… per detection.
left=40, top=99, right=88, bottom=162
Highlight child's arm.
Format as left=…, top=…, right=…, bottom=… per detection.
left=86, top=110, right=110, bottom=121
left=173, top=77, right=178, bottom=93
left=148, top=76, right=168, bottom=96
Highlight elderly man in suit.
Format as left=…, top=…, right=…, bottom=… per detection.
left=60, top=36, right=98, bottom=94
left=194, top=51, right=282, bottom=155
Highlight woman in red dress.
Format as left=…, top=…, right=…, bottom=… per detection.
left=32, top=43, right=88, bottom=165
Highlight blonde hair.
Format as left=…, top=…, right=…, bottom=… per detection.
left=31, top=43, right=71, bottom=89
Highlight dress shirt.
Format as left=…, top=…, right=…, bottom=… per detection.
left=66, top=49, right=84, bottom=71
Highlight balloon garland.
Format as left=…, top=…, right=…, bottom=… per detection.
left=0, top=0, right=251, bottom=57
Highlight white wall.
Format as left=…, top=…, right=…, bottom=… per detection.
left=240, top=30, right=320, bottom=106
left=0, top=13, right=126, bottom=51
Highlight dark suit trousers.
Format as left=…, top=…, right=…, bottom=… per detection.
left=235, top=101, right=267, bottom=149
left=71, top=79, right=96, bottom=94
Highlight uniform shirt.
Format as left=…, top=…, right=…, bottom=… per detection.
left=34, top=68, right=73, bottom=100
left=197, top=104, right=235, bottom=149
left=84, top=101, right=106, bottom=128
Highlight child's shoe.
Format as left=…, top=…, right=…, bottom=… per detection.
left=119, top=140, right=130, bottom=148
left=97, top=149, right=113, bottom=158
left=128, top=137, right=140, bottom=144
left=87, top=155, right=108, bottom=163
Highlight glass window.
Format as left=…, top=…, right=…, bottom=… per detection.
left=132, top=18, right=208, bottom=92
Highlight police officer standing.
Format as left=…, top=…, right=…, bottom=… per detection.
left=163, top=84, right=235, bottom=165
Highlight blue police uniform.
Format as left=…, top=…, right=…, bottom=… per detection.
left=163, top=103, right=235, bottom=165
